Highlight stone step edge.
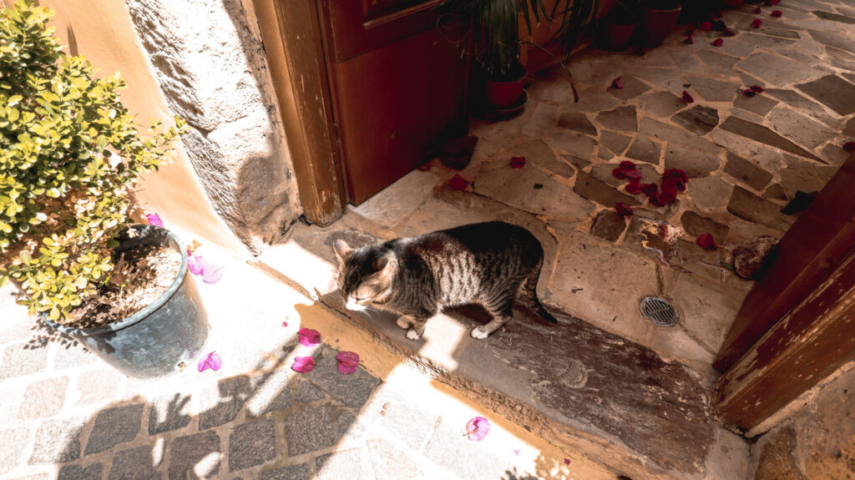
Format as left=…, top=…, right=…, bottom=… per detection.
left=250, top=257, right=689, bottom=480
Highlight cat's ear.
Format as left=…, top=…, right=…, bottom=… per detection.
left=371, top=254, right=388, bottom=273
left=333, top=239, right=354, bottom=263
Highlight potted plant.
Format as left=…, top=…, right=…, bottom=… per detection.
left=451, top=0, right=600, bottom=110
left=639, top=0, right=682, bottom=47
left=604, top=1, right=640, bottom=51
left=0, top=1, right=207, bottom=379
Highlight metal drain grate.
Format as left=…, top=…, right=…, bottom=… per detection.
left=640, top=297, right=679, bottom=327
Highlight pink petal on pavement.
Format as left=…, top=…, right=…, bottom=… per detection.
left=612, top=77, right=624, bottom=89
left=751, top=19, right=762, bottom=28
left=682, top=90, right=695, bottom=103
left=771, top=10, right=782, bottom=17
left=699, top=21, right=712, bottom=31
left=466, top=416, right=491, bottom=442
left=752, top=7, right=762, bottom=13
left=711, top=38, right=724, bottom=47
left=298, top=328, right=321, bottom=347
left=513, top=449, right=521, bottom=456
left=201, top=264, right=223, bottom=284
left=188, top=253, right=204, bottom=276
left=282, top=321, right=288, bottom=327
left=336, top=351, right=360, bottom=375
left=750, top=85, right=765, bottom=93
left=197, top=352, right=222, bottom=372
left=564, top=458, right=571, bottom=465
left=291, top=356, right=316, bottom=373
left=145, top=213, right=163, bottom=228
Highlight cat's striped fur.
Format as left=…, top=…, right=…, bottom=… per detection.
left=333, top=222, right=557, bottom=340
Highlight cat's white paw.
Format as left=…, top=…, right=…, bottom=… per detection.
left=396, top=317, right=412, bottom=329
left=406, top=328, right=421, bottom=340
left=470, top=327, right=490, bottom=340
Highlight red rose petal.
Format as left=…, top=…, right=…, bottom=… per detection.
left=649, top=192, right=665, bottom=207
left=696, top=233, right=718, bottom=251
left=752, top=7, right=762, bottom=13
left=711, top=38, right=724, bottom=47
left=619, top=160, right=637, bottom=171
left=616, top=202, right=633, bottom=218
left=699, top=21, right=713, bottom=31
left=510, top=156, right=526, bottom=169
left=771, top=10, right=782, bottom=17
left=625, top=181, right=643, bottom=195
left=723, top=29, right=736, bottom=37
left=663, top=169, right=689, bottom=185
left=751, top=19, right=763, bottom=28
left=660, top=187, right=678, bottom=204
left=844, top=142, right=855, bottom=153
left=743, top=89, right=756, bottom=97
left=449, top=174, right=469, bottom=191
left=625, top=169, right=643, bottom=181
left=612, top=168, right=627, bottom=180
left=641, top=183, right=659, bottom=197
left=750, top=85, right=765, bottom=93
left=682, top=90, right=695, bottom=103
left=612, top=77, right=624, bottom=90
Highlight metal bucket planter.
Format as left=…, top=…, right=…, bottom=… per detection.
left=45, top=225, right=209, bottom=379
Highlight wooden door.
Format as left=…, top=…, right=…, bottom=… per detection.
left=317, top=0, right=470, bottom=204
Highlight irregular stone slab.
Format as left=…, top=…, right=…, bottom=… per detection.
left=367, top=438, right=423, bottom=480
left=631, top=67, right=685, bottom=94
left=306, top=347, right=379, bottom=409
left=672, top=105, right=720, bottom=135
left=316, top=449, right=366, bottom=480
left=779, top=158, right=826, bottom=198
left=598, top=147, right=615, bottom=161
left=20, top=376, right=68, bottom=420
left=690, top=175, right=733, bottom=212
left=574, top=172, right=640, bottom=208
left=727, top=186, right=796, bottom=231
left=719, top=116, right=823, bottom=162
left=767, top=107, right=835, bottom=149
left=30, top=417, right=84, bottom=464
left=360, top=387, right=437, bottom=450
left=294, top=380, right=325, bottom=403
left=570, top=88, right=620, bottom=112
left=737, top=33, right=799, bottom=50
left=625, top=136, right=662, bottom=164
left=607, top=75, right=651, bottom=101
left=0, top=427, right=28, bottom=475
left=685, top=77, right=740, bottom=102
left=724, top=152, right=774, bottom=190
left=809, top=30, right=855, bottom=54
left=169, top=431, right=221, bottom=480
left=85, top=404, right=144, bottom=455
left=591, top=210, right=627, bottom=242
left=229, top=418, right=276, bottom=472
left=522, top=102, right=559, bottom=138
left=754, top=426, right=802, bottom=480
left=664, top=144, right=722, bottom=178
left=58, top=464, right=103, bottom=480
left=796, top=74, right=855, bottom=116
left=109, top=446, right=160, bottom=480
left=545, top=130, right=597, bottom=159
left=561, top=153, right=592, bottom=170
left=596, top=106, right=638, bottom=132
left=764, top=183, right=789, bottom=202
left=669, top=48, right=707, bottom=75
left=557, top=111, right=597, bottom=136
left=638, top=91, right=686, bottom=118
left=600, top=131, right=632, bottom=156
left=247, top=369, right=292, bottom=417
left=149, top=393, right=192, bottom=435
left=285, top=406, right=337, bottom=457
left=681, top=211, right=729, bottom=245
left=506, top=140, right=574, bottom=178
left=199, top=376, right=250, bottom=430
left=734, top=93, right=779, bottom=116
left=639, top=118, right=720, bottom=153
left=424, top=419, right=511, bottom=480
left=698, top=50, right=739, bottom=77
left=350, top=170, right=439, bottom=229
left=0, top=342, right=47, bottom=380
left=821, top=143, right=852, bottom=166
left=813, top=10, right=855, bottom=24
left=474, top=159, right=596, bottom=219
left=715, top=38, right=757, bottom=58
left=261, top=465, right=310, bottom=480
left=671, top=275, right=741, bottom=352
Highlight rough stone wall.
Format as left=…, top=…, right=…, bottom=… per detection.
left=749, top=362, right=855, bottom=480
left=124, top=0, right=301, bottom=253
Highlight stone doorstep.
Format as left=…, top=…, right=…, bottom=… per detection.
left=256, top=229, right=744, bottom=480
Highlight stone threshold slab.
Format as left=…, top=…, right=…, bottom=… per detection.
left=255, top=223, right=746, bottom=480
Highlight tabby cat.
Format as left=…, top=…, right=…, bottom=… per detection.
left=333, top=222, right=557, bottom=340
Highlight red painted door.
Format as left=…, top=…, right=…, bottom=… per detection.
left=317, top=0, right=470, bottom=204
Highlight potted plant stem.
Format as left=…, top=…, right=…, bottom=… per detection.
left=0, top=1, right=208, bottom=379
left=451, top=0, right=600, bottom=109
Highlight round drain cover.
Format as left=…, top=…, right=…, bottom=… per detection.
left=640, top=297, right=679, bottom=327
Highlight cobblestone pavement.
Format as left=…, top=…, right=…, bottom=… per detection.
left=0, top=240, right=616, bottom=480
left=290, top=1, right=855, bottom=372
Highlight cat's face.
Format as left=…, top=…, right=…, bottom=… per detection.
left=333, top=239, right=395, bottom=311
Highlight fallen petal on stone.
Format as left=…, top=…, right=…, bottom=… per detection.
left=145, top=213, right=163, bottom=228
left=336, top=351, right=360, bottom=375
left=465, top=417, right=491, bottom=442
left=612, top=168, right=628, bottom=180
left=513, top=449, right=521, bottom=456
left=616, top=202, right=634, bottom=218
left=751, top=19, right=762, bottom=28
left=282, top=321, right=288, bottom=327
left=743, top=89, right=756, bottom=97
left=711, top=38, right=724, bottom=47
left=449, top=174, right=469, bottom=191
left=697, top=233, right=718, bottom=251
left=198, top=352, right=222, bottom=372
left=752, top=7, right=762, bottom=13
left=510, top=156, right=526, bottom=169
left=188, top=253, right=203, bottom=276
left=682, top=90, right=695, bottom=103
left=292, top=356, right=316, bottom=373
left=641, top=183, right=659, bottom=197
left=619, top=160, right=637, bottom=171
left=298, top=328, right=321, bottom=347
left=723, top=29, right=735, bottom=37
left=750, top=85, right=765, bottom=93
left=699, top=21, right=712, bottom=31
left=612, top=77, right=624, bottom=89
left=201, top=264, right=223, bottom=284
left=625, top=169, right=643, bottom=181
left=626, top=181, right=643, bottom=195
left=771, top=10, right=782, bottom=17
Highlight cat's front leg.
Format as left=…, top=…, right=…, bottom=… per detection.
left=396, top=315, right=414, bottom=329
left=404, top=315, right=431, bottom=340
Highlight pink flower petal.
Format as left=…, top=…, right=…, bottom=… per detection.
left=282, top=321, right=288, bottom=327
left=625, top=181, right=643, bottom=195
left=699, top=21, right=712, bottom=31
left=145, top=213, right=163, bottom=228
left=723, top=29, right=735, bottom=37
left=750, top=85, right=765, bottom=93
left=711, top=38, right=724, bottom=47
left=292, top=356, right=316, bottom=373
left=513, top=449, right=521, bottom=456
left=751, top=19, right=763, bottom=28
left=297, top=328, right=321, bottom=347
left=624, top=169, right=643, bottom=181
left=697, top=233, right=718, bottom=251
left=743, top=89, right=756, bottom=97
left=752, top=7, right=762, bottom=13
left=188, top=253, right=204, bottom=276
left=201, top=264, right=223, bottom=284
left=612, top=168, right=627, bottom=180
left=336, top=351, right=360, bottom=375
left=612, top=77, right=624, bottom=90
left=449, top=174, right=469, bottom=191
left=619, top=160, right=636, bottom=171
left=844, top=142, right=855, bottom=153
left=564, top=458, right=571, bottom=465
left=466, top=416, right=491, bottom=442
left=197, top=352, right=222, bottom=372
left=682, top=90, right=695, bottom=103
left=770, top=0, right=780, bottom=5
left=771, top=10, right=782, bottom=17
left=510, top=156, right=526, bottom=169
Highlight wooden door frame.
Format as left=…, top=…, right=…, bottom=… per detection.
left=252, top=0, right=346, bottom=226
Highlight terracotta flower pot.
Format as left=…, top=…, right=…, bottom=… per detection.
left=606, top=15, right=639, bottom=51
left=641, top=0, right=683, bottom=48
left=485, top=63, right=527, bottom=109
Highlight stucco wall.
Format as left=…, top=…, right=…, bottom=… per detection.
left=8, top=0, right=302, bottom=255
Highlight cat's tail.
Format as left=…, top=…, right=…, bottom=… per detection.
left=518, top=269, right=558, bottom=324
